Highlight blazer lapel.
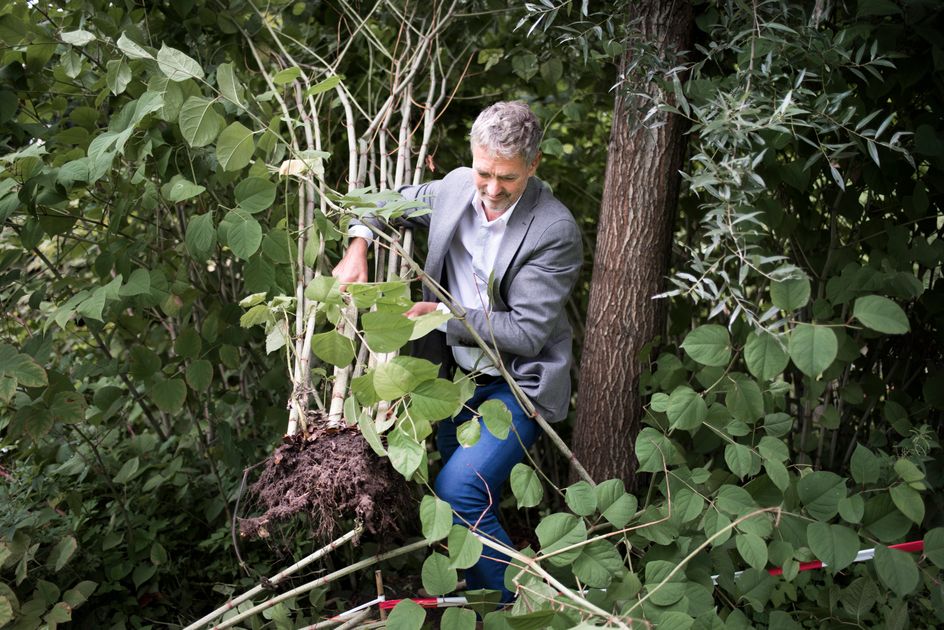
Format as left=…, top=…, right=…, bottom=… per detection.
left=425, top=181, right=473, bottom=286
left=492, top=178, right=540, bottom=304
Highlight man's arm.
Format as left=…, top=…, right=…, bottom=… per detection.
left=444, top=218, right=583, bottom=357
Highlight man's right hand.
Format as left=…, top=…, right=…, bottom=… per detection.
left=332, top=237, right=369, bottom=289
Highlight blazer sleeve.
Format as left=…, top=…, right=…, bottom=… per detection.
left=347, top=179, right=441, bottom=235
left=444, top=217, right=583, bottom=358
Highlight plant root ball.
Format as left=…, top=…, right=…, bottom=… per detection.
left=238, top=427, right=409, bottom=541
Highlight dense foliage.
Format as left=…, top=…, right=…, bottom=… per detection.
left=0, top=0, right=942, bottom=628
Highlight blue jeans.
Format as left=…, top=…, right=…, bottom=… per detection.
left=434, top=380, right=539, bottom=602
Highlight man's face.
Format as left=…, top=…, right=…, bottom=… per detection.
left=471, top=144, right=540, bottom=215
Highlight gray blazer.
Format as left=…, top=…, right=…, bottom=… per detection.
left=394, top=167, right=583, bottom=422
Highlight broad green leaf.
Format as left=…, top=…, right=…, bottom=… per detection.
left=644, top=560, right=686, bottom=606
left=764, top=459, right=789, bottom=491
left=839, top=576, right=880, bottom=619
left=510, top=463, right=542, bottom=508
left=889, top=484, right=924, bottom=525
left=61, top=30, right=96, bottom=46
left=387, top=599, right=426, bottom=630
left=49, top=536, right=77, bottom=572
left=50, top=391, right=86, bottom=424
left=174, top=327, right=202, bottom=359
left=234, top=177, right=276, bottom=214
left=117, top=33, right=153, bottom=59
left=272, top=66, right=302, bottom=85
left=757, top=436, right=789, bottom=462
left=771, top=276, right=810, bottom=311
left=157, top=43, right=204, bottom=81
left=410, top=309, right=452, bottom=340
left=63, top=580, right=97, bottom=608
left=311, top=330, right=355, bottom=367
left=119, top=269, right=151, bottom=296
left=666, top=386, right=707, bottom=430
left=725, top=375, right=764, bottom=423
left=806, top=522, right=858, bottom=573
left=635, top=427, right=681, bottom=472
left=681, top=325, right=731, bottom=367
left=373, top=356, right=438, bottom=399
left=178, top=96, right=224, bottom=147
left=893, top=457, right=924, bottom=483
left=715, top=484, right=756, bottom=515
left=387, top=428, right=424, bottom=479
left=456, top=418, right=481, bottom=447
left=788, top=324, right=838, bottom=378
left=595, top=479, right=637, bottom=528
left=216, top=121, right=254, bottom=171
left=447, top=525, right=483, bottom=570
left=216, top=62, right=245, bottom=108
left=409, top=379, right=459, bottom=422
left=441, top=607, right=476, bottom=630
left=162, top=175, right=205, bottom=202
left=420, top=495, right=452, bottom=543
left=853, top=295, right=909, bottom=334
left=736, top=532, right=768, bottom=571
left=305, top=276, right=341, bottom=303
left=725, top=443, right=754, bottom=479
left=148, top=378, right=187, bottom=414
left=106, top=58, right=132, bottom=96
left=221, top=209, right=262, bottom=260
left=304, top=75, right=342, bottom=97
left=838, top=494, right=865, bottom=523
left=239, top=304, right=271, bottom=328
left=565, top=481, right=597, bottom=516
left=113, top=456, right=140, bottom=483
left=924, top=528, right=944, bottom=568
left=357, top=412, right=386, bottom=456
left=797, top=471, right=845, bottom=520
left=850, top=443, right=880, bottom=485
left=186, top=213, right=216, bottom=259
left=131, top=346, right=161, bottom=379
left=5, top=353, right=47, bottom=387
left=535, top=513, right=587, bottom=566
left=873, top=545, right=919, bottom=597
left=573, top=540, right=623, bottom=588
left=362, top=311, right=414, bottom=353
left=479, top=399, right=511, bottom=440
left=744, top=332, right=789, bottom=381
left=186, top=360, right=213, bottom=391
left=863, top=494, right=911, bottom=542
left=44, top=602, right=72, bottom=624
left=421, top=552, right=457, bottom=596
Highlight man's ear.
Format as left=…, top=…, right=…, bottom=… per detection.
left=529, top=152, right=542, bottom=176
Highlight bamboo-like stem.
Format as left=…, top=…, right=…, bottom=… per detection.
left=184, top=526, right=362, bottom=630
left=393, top=84, right=413, bottom=188
left=327, top=301, right=359, bottom=427
left=302, top=608, right=372, bottom=630
left=413, top=55, right=438, bottom=185
left=210, top=539, right=429, bottom=630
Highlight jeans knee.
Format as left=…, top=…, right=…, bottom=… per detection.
left=434, top=470, right=490, bottom=521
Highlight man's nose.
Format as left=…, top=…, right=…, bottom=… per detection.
left=487, top=180, right=502, bottom=196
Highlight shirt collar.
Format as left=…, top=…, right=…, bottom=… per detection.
left=471, top=192, right=520, bottom=225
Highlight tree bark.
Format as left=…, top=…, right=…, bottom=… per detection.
left=573, top=0, right=692, bottom=488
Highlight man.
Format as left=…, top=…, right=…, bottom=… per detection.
left=333, top=101, right=582, bottom=601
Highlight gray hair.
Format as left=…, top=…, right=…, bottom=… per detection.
left=470, top=101, right=543, bottom=164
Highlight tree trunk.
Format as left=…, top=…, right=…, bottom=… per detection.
left=573, top=0, right=692, bottom=488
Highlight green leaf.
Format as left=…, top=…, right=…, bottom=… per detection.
left=387, top=428, right=424, bottom=479
left=924, top=528, right=944, bottom=568
left=573, top=540, right=623, bottom=588
left=873, top=545, right=919, bottom=597
left=889, top=484, right=924, bottom=525
left=132, top=563, right=156, bottom=588
left=387, top=599, right=426, bottom=630
left=62, top=580, right=96, bottom=608
left=148, top=378, right=187, bottom=413
left=410, top=310, right=452, bottom=340
left=838, top=494, right=865, bottom=523
left=510, top=463, right=542, bottom=508
left=409, top=379, right=459, bottom=422
left=595, top=479, right=637, bottom=528
left=736, top=532, right=768, bottom=571
left=174, top=327, right=202, bottom=358
left=61, top=29, right=96, bottom=46
left=447, top=525, right=482, bottom=570
left=373, top=356, right=438, bottom=399
left=305, top=276, right=341, bottom=303
left=49, top=536, right=77, bottom=572
left=850, top=444, right=880, bottom=485
left=420, top=495, right=452, bottom=543
left=456, top=418, right=481, bottom=447
left=764, top=459, right=790, bottom=491
left=44, top=602, right=72, bottom=624
left=113, top=456, right=140, bottom=484
left=644, top=560, right=686, bottom=606
left=178, top=96, right=224, bottom=147
left=681, top=325, right=731, bottom=366
left=362, top=311, right=414, bottom=353
left=725, top=443, right=755, bottom=479
left=441, top=607, right=476, bottom=630
left=216, top=121, right=255, bottom=171
left=106, top=58, right=132, bottom=96
left=239, top=304, right=271, bottom=328
left=806, top=522, right=858, bottom=573
left=788, top=324, right=838, bottom=378
left=186, top=212, right=217, bottom=259
left=234, top=177, right=276, bottom=214
left=311, top=330, right=355, bottom=367
left=893, top=458, right=924, bottom=483
left=421, top=552, right=457, bottom=596
left=839, top=576, right=880, bottom=619
left=479, top=399, right=512, bottom=440
left=725, top=375, right=764, bottom=423
left=853, top=295, right=909, bottom=334
left=797, top=471, right=845, bottom=521
left=272, top=66, right=302, bottom=85
left=117, top=33, right=153, bottom=60
left=50, top=391, right=86, bottom=424
left=715, top=484, right=756, bottom=515
left=221, top=209, right=262, bottom=260
left=157, top=43, right=204, bottom=81
left=162, top=175, right=205, bottom=202
left=635, top=427, right=681, bottom=472
left=666, top=386, right=707, bottom=430
left=216, top=62, right=245, bottom=108
left=771, top=276, right=810, bottom=311
left=744, top=332, right=789, bottom=381
left=535, top=513, right=587, bottom=566
left=119, top=269, right=151, bottom=297
left=186, top=360, right=213, bottom=391
left=304, top=75, right=342, bottom=97
left=131, top=346, right=161, bottom=379
left=5, top=353, right=47, bottom=387
left=565, top=481, right=597, bottom=517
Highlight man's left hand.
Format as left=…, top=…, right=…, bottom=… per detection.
left=405, top=302, right=439, bottom=319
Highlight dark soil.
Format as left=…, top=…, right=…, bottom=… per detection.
left=238, top=426, right=410, bottom=541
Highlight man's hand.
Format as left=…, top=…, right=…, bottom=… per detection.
left=405, top=301, right=439, bottom=319
left=332, top=237, right=369, bottom=289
